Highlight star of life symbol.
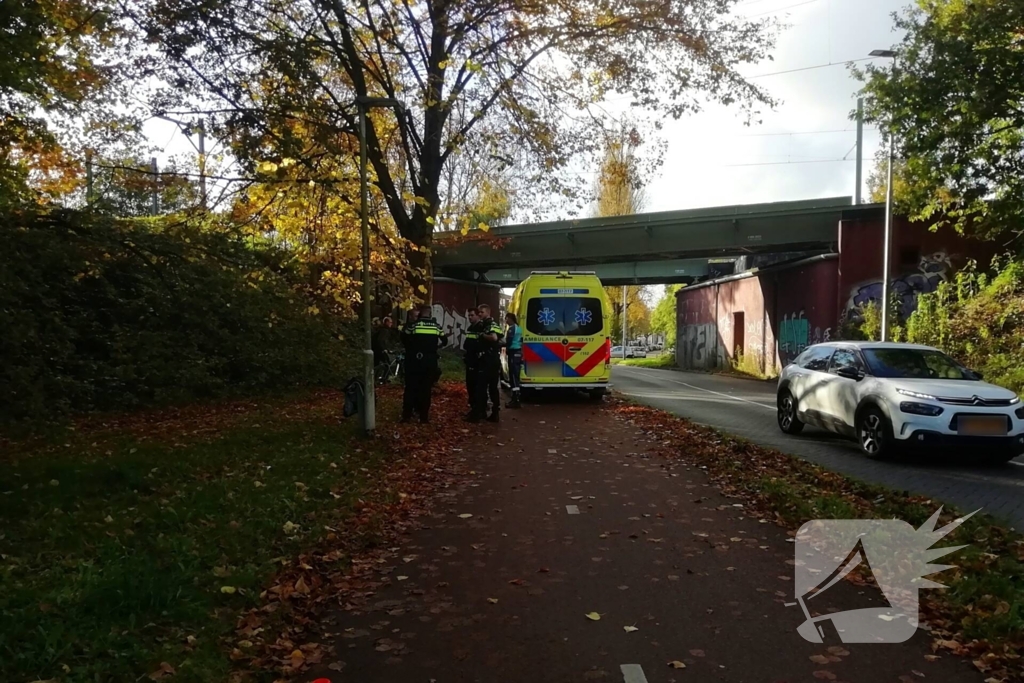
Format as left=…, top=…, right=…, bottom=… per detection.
left=537, top=307, right=556, bottom=326
left=791, top=507, right=977, bottom=644
left=574, top=307, right=593, bottom=326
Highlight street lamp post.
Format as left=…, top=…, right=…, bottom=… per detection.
left=869, top=49, right=897, bottom=341
left=356, top=96, right=405, bottom=434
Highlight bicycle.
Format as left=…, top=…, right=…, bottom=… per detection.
left=375, top=350, right=404, bottom=385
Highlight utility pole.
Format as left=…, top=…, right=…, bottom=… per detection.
left=358, top=103, right=375, bottom=434
left=150, top=157, right=159, bottom=215
left=869, top=49, right=898, bottom=342
left=197, top=119, right=207, bottom=209
left=854, top=97, right=864, bottom=204
left=355, top=96, right=406, bottom=435
left=85, top=150, right=94, bottom=205
left=621, top=285, right=628, bottom=355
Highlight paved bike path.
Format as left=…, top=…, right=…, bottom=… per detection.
left=309, top=401, right=981, bottom=682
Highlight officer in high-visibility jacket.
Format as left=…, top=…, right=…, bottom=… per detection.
left=462, top=307, right=481, bottom=415
left=401, top=305, right=447, bottom=423
left=469, top=304, right=504, bottom=422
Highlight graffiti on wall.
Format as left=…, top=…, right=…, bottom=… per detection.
left=844, top=251, right=953, bottom=322
left=678, top=323, right=720, bottom=370
left=778, top=310, right=832, bottom=364
left=431, top=304, right=469, bottom=350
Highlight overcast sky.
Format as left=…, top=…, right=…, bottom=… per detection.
left=634, top=0, right=908, bottom=212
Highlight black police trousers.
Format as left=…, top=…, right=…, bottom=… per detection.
left=471, top=359, right=501, bottom=418
left=403, top=364, right=434, bottom=421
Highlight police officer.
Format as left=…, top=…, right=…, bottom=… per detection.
left=401, top=305, right=447, bottom=423
left=469, top=304, right=504, bottom=422
left=462, top=307, right=481, bottom=416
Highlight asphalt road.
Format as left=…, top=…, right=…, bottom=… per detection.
left=612, top=364, right=1024, bottom=529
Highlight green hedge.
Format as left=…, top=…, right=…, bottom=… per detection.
left=1, top=209, right=358, bottom=424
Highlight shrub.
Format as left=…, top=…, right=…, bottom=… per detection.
left=0, top=208, right=359, bottom=424
left=903, top=256, right=1024, bottom=394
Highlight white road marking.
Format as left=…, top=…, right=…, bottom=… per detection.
left=566, top=504, right=580, bottom=515
left=620, top=664, right=649, bottom=683
left=1009, top=460, right=1024, bottom=467
left=663, top=378, right=776, bottom=411
left=615, top=366, right=776, bottom=410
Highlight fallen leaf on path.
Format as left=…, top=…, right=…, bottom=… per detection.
left=487, top=598, right=499, bottom=604
left=148, top=662, right=176, bottom=680
left=668, top=660, right=686, bottom=669
left=689, top=649, right=705, bottom=657
left=812, top=672, right=836, bottom=681
left=810, top=655, right=831, bottom=664
left=623, top=625, right=639, bottom=632
left=220, top=586, right=237, bottom=594
left=458, top=513, right=473, bottom=519
left=538, top=567, right=550, bottom=573
left=508, top=578, right=524, bottom=585
left=585, top=612, right=601, bottom=621
left=328, top=661, right=346, bottom=671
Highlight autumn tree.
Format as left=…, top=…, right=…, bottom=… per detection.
left=132, top=0, right=775, bottom=292
left=865, top=149, right=911, bottom=207
left=856, top=0, right=1024, bottom=237
left=651, top=284, right=683, bottom=346
left=592, top=128, right=652, bottom=342
left=1, top=0, right=130, bottom=207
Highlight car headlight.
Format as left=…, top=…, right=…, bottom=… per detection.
left=1010, top=395, right=1020, bottom=405
left=900, top=402, right=944, bottom=416
left=896, top=388, right=938, bottom=401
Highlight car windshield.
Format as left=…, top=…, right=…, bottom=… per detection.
left=526, top=297, right=603, bottom=336
left=862, top=348, right=973, bottom=380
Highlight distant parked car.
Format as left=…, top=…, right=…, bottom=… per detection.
left=628, top=345, right=647, bottom=358
left=776, top=341, right=1024, bottom=463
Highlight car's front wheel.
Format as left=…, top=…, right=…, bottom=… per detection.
left=858, top=406, right=893, bottom=459
left=777, top=391, right=804, bottom=434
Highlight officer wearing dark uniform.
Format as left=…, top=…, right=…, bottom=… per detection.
left=401, top=305, right=447, bottom=423
left=469, top=304, right=504, bottom=422
left=462, top=308, right=481, bottom=415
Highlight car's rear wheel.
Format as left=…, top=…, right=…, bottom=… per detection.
left=589, top=388, right=606, bottom=402
left=858, top=406, right=893, bottom=459
left=777, top=391, right=804, bottom=434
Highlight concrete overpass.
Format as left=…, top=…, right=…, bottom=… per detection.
left=434, top=197, right=884, bottom=286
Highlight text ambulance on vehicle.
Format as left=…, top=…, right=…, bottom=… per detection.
left=503, top=271, right=612, bottom=400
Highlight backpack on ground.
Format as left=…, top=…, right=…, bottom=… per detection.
left=343, top=378, right=364, bottom=418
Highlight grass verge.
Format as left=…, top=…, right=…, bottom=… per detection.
left=0, top=390, right=406, bottom=683
left=614, top=353, right=677, bottom=369
left=612, top=398, right=1024, bottom=682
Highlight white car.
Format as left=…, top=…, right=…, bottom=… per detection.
left=776, top=341, right=1024, bottom=463
left=611, top=345, right=647, bottom=359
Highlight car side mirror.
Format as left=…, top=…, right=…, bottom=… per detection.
left=836, top=366, right=863, bottom=381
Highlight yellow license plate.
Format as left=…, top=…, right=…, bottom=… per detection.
left=958, top=416, right=1007, bottom=436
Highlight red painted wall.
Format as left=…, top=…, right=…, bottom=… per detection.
left=771, top=257, right=839, bottom=367
left=675, top=256, right=839, bottom=373
left=837, top=218, right=999, bottom=323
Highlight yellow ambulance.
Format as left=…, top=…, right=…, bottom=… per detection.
left=505, top=271, right=612, bottom=399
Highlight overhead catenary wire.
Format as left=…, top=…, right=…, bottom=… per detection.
left=721, top=158, right=856, bottom=167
